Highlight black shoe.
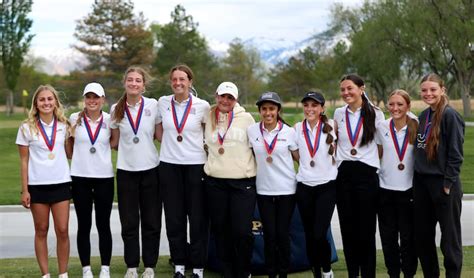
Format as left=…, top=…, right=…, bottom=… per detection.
left=173, top=272, right=185, bottom=278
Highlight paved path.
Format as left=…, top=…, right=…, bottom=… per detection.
left=1, top=199, right=473, bottom=259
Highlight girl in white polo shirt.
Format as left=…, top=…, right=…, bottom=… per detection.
left=333, top=74, right=384, bottom=278
left=156, top=65, right=210, bottom=278
left=376, top=89, right=418, bottom=278
left=294, top=91, right=337, bottom=278
left=110, top=66, right=161, bottom=278
left=247, top=92, right=298, bottom=278
left=16, top=84, right=71, bottom=278
left=69, top=82, right=114, bottom=278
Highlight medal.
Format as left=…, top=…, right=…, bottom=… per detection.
left=390, top=119, right=409, bottom=172
left=302, top=118, right=323, bottom=164
left=83, top=112, right=103, bottom=155
left=125, top=97, right=144, bottom=144
left=260, top=121, right=283, bottom=163
left=345, top=108, right=363, bottom=156
left=216, top=108, right=234, bottom=152
left=171, top=95, right=192, bottom=143
left=37, top=117, right=57, bottom=160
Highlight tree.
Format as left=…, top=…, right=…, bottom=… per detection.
left=221, top=38, right=266, bottom=105
left=0, top=0, right=34, bottom=116
left=74, top=0, right=154, bottom=74
left=151, top=4, right=218, bottom=99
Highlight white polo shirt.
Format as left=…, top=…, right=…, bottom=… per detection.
left=70, top=112, right=114, bottom=178
left=295, top=120, right=338, bottom=186
left=110, top=96, right=160, bottom=171
left=248, top=122, right=298, bottom=195
left=376, top=119, right=414, bottom=191
left=157, top=94, right=210, bottom=164
left=16, top=120, right=71, bottom=185
left=333, top=105, right=385, bottom=169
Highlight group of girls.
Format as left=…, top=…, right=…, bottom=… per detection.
left=17, top=67, right=464, bottom=278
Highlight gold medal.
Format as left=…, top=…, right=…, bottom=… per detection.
left=48, top=152, right=55, bottom=160
left=266, top=156, right=273, bottom=163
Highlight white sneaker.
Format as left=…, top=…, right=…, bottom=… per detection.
left=99, top=266, right=110, bottom=278
left=322, top=270, right=334, bottom=278
left=83, top=266, right=93, bottom=278
left=141, top=268, right=154, bottom=278
left=58, top=273, right=69, bottom=278
left=124, top=268, right=138, bottom=278
left=41, top=274, right=51, bottom=278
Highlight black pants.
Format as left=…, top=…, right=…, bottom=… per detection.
left=206, top=176, right=256, bottom=278
left=159, top=162, right=208, bottom=268
left=117, top=167, right=161, bottom=268
left=413, top=172, right=462, bottom=278
left=257, top=194, right=296, bottom=276
left=378, top=187, right=417, bottom=278
left=71, top=176, right=114, bottom=266
left=296, top=181, right=336, bottom=276
left=336, top=161, right=378, bottom=278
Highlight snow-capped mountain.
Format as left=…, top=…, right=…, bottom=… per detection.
left=32, top=36, right=317, bottom=75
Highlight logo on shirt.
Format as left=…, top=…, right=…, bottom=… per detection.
left=190, top=108, right=196, bottom=114
left=144, top=109, right=151, bottom=116
left=101, top=122, right=107, bottom=129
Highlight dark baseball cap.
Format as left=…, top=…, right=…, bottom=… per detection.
left=256, top=91, right=282, bottom=107
left=301, top=91, right=325, bottom=106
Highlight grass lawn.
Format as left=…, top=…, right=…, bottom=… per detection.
left=0, top=111, right=473, bottom=205
left=1, top=247, right=473, bottom=277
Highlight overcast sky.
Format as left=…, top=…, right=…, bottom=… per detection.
left=30, top=0, right=362, bottom=56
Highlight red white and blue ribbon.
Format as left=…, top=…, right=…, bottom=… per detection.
left=37, top=117, right=57, bottom=152
left=171, top=95, right=192, bottom=135
left=345, top=107, right=363, bottom=148
left=260, top=120, right=283, bottom=156
left=389, top=119, right=409, bottom=163
left=422, top=109, right=432, bottom=140
left=216, top=108, right=234, bottom=146
left=125, top=97, right=144, bottom=136
left=83, top=112, right=103, bottom=146
left=303, top=118, right=323, bottom=159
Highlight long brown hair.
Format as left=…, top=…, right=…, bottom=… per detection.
left=340, top=74, right=379, bottom=146
left=388, top=89, right=418, bottom=145
left=24, top=84, right=70, bottom=136
left=112, top=66, right=151, bottom=122
left=421, top=73, right=448, bottom=161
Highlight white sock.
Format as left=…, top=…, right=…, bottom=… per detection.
left=193, top=268, right=204, bottom=277
left=128, top=268, right=137, bottom=274
left=101, top=265, right=110, bottom=272
left=175, top=265, right=185, bottom=274
left=58, top=272, right=68, bottom=278
left=82, top=266, right=91, bottom=272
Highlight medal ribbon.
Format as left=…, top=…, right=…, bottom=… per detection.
left=216, top=108, right=234, bottom=146
left=302, top=118, right=323, bottom=159
left=260, top=121, right=283, bottom=156
left=124, top=97, right=144, bottom=136
left=389, top=119, right=409, bottom=163
left=83, top=112, right=103, bottom=146
left=422, top=109, right=432, bottom=140
left=171, top=94, right=193, bottom=135
left=345, top=107, right=363, bottom=148
left=37, top=117, right=57, bottom=152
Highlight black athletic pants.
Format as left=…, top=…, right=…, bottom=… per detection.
left=336, top=161, right=378, bottom=278
left=413, top=172, right=462, bottom=278
left=71, top=176, right=114, bottom=267
left=257, top=194, right=296, bottom=277
left=378, top=187, right=417, bottom=278
left=296, top=180, right=336, bottom=277
left=159, top=162, right=208, bottom=268
left=206, top=176, right=256, bottom=278
left=117, top=167, right=161, bottom=268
